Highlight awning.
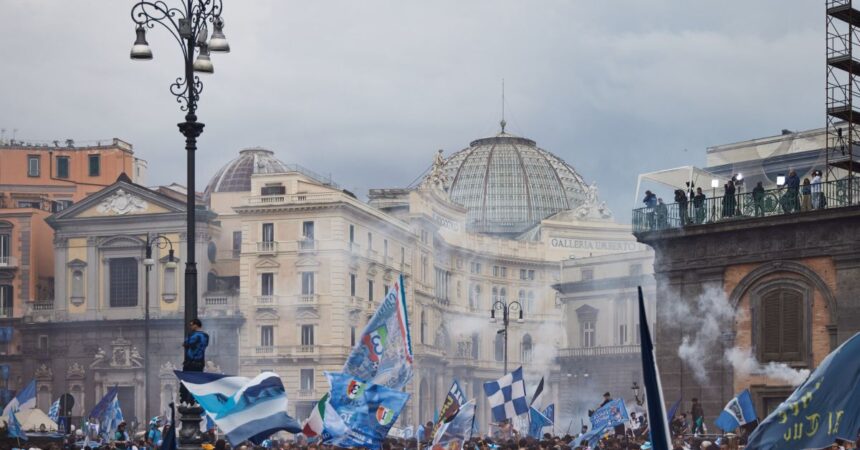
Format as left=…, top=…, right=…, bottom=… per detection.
left=634, top=166, right=731, bottom=207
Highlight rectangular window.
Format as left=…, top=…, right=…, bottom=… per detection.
left=367, top=232, right=373, bottom=251
left=528, top=270, right=535, bottom=280
left=470, top=262, right=481, bottom=274
left=232, top=231, right=242, bottom=257
left=27, top=155, right=40, bottom=177
left=493, top=266, right=506, bottom=277
left=51, top=200, right=73, bottom=212
left=350, top=326, right=356, bottom=347
left=619, top=324, right=628, bottom=345
left=88, top=154, right=100, bottom=176
left=260, top=184, right=285, bottom=196
left=383, top=284, right=390, bottom=297
left=261, top=273, right=274, bottom=296
left=0, top=285, right=12, bottom=317
left=301, top=272, right=314, bottom=295
left=38, top=335, right=49, bottom=350
left=302, top=221, right=315, bottom=240
left=301, top=324, right=314, bottom=346
left=421, top=256, right=428, bottom=281
left=16, top=201, right=40, bottom=209
left=368, top=280, right=374, bottom=302
left=300, top=369, right=314, bottom=391
left=582, top=321, right=596, bottom=348
left=349, top=224, right=355, bottom=243
left=350, top=273, right=357, bottom=297
left=0, top=234, right=10, bottom=258
left=56, top=156, right=70, bottom=178
left=400, top=247, right=405, bottom=265
left=581, top=268, right=594, bottom=281
left=109, top=257, right=138, bottom=307
left=260, top=326, right=274, bottom=347
left=262, top=223, right=274, bottom=243
left=383, top=239, right=389, bottom=259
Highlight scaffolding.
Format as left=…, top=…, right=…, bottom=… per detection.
left=826, top=0, right=860, bottom=202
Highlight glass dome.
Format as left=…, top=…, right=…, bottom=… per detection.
left=440, top=131, right=590, bottom=236
left=204, top=147, right=290, bottom=197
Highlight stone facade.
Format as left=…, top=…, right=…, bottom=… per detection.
left=635, top=206, right=860, bottom=426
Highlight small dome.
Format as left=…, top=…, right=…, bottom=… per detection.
left=205, top=147, right=290, bottom=196
left=440, top=132, right=590, bottom=236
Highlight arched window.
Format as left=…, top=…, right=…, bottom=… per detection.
left=420, top=311, right=426, bottom=344
left=494, top=333, right=505, bottom=362
left=521, top=334, right=533, bottom=363
left=492, top=287, right=499, bottom=305
left=759, top=287, right=805, bottom=363
left=518, top=289, right=526, bottom=308
left=499, top=288, right=507, bottom=304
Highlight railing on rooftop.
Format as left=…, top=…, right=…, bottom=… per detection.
left=633, top=179, right=859, bottom=233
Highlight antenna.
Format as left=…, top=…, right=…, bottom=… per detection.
left=500, top=79, right=507, bottom=133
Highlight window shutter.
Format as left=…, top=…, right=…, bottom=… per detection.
left=780, top=291, right=803, bottom=361
left=761, top=293, right=782, bottom=361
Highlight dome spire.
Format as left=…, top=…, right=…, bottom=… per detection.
left=500, top=78, right=506, bottom=134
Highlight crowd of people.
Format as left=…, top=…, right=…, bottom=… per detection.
left=640, top=170, right=829, bottom=230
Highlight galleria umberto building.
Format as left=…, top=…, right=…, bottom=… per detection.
left=12, top=125, right=653, bottom=428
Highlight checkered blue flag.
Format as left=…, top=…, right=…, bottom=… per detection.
left=483, top=367, right=528, bottom=423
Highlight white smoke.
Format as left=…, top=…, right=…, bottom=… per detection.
left=724, top=347, right=809, bottom=387
left=662, top=285, right=737, bottom=384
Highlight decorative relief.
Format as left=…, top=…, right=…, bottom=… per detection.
left=35, top=364, right=53, bottom=380
left=96, top=189, right=147, bottom=215
left=67, top=363, right=86, bottom=379
left=159, top=361, right=178, bottom=377
left=91, top=337, right=144, bottom=369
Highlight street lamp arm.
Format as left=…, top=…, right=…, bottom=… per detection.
left=131, top=1, right=187, bottom=56
left=507, top=301, right=523, bottom=312
left=148, top=234, right=175, bottom=251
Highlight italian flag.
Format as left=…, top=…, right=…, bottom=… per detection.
left=302, top=393, right=347, bottom=438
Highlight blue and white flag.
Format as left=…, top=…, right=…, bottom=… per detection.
left=432, top=380, right=467, bottom=439
left=8, top=410, right=27, bottom=441
left=343, top=275, right=413, bottom=390
left=326, top=372, right=411, bottom=449
left=175, top=370, right=301, bottom=446
left=589, top=398, right=629, bottom=431
left=48, top=398, right=61, bottom=423
left=433, top=399, right=477, bottom=447
left=88, top=386, right=123, bottom=440
left=543, top=404, right=555, bottom=424
left=528, top=406, right=552, bottom=439
left=2, top=379, right=36, bottom=416
left=746, top=332, right=860, bottom=450
left=483, top=367, right=528, bottom=423
left=714, top=389, right=757, bottom=432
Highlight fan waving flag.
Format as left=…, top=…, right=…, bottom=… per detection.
left=175, top=370, right=301, bottom=446
left=530, top=377, right=545, bottom=409
left=48, top=398, right=61, bottom=423
left=301, top=392, right=348, bottom=439
left=325, top=372, right=411, bottom=449
left=2, top=379, right=36, bottom=416
left=89, top=386, right=123, bottom=440
left=432, top=399, right=477, bottom=447
left=8, top=410, right=27, bottom=441
left=715, top=389, right=757, bottom=432
left=483, top=367, right=529, bottom=423
left=528, top=407, right=552, bottom=438
left=343, top=275, right=413, bottom=390
left=431, top=380, right=467, bottom=439
left=543, top=404, right=555, bottom=424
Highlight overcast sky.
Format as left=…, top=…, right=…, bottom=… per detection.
left=0, top=1, right=822, bottom=221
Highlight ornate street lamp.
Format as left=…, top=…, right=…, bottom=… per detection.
left=129, top=1, right=229, bottom=444
left=142, top=235, right=176, bottom=424
left=490, top=300, right=524, bottom=375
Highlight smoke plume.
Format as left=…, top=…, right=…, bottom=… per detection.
left=723, top=347, right=810, bottom=387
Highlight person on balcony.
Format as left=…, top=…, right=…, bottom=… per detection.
left=675, top=189, right=689, bottom=225
left=655, top=198, right=668, bottom=229
left=752, top=182, right=765, bottom=217
left=643, top=190, right=657, bottom=229
left=693, top=188, right=706, bottom=224
left=801, top=178, right=813, bottom=211
left=723, top=180, right=736, bottom=218
left=786, top=170, right=801, bottom=212
left=812, top=170, right=825, bottom=209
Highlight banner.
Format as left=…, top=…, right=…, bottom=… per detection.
left=343, top=275, right=413, bottom=390
left=433, top=399, right=477, bottom=447
left=432, top=380, right=467, bottom=438
left=715, top=389, right=757, bottom=432
left=528, top=407, right=552, bottom=438
left=746, top=332, right=860, bottom=450
left=589, top=398, right=629, bottom=431
left=326, top=372, right=411, bottom=449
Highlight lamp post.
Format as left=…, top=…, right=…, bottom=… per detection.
left=129, top=3, right=228, bottom=444
left=142, top=235, right=176, bottom=424
left=490, top=300, right=523, bottom=375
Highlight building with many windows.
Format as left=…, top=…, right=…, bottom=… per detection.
left=0, top=139, right=146, bottom=403
left=205, top=126, right=649, bottom=428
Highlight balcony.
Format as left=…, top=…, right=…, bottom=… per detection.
left=348, top=241, right=361, bottom=254
left=298, top=239, right=316, bottom=253
left=0, top=308, right=12, bottom=319
left=32, top=302, right=54, bottom=311
left=0, top=256, right=18, bottom=268
left=298, top=294, right=318, bottom=305
left=297, top=389, right=317, bottom=401
left=256, top=241, right=278, bottom=254
left=255, top=346, right=276, bottom=355
left=201, top=294, right=240, bottom=318
left=203, top=295, right=231, bottom=306
left=557, top=345, right=640, bottom=359
left=246, top=192, right=340, bottom=206
left=255, top=295, right=276, bottom=306
left=633, top=179, right=855, bottom=234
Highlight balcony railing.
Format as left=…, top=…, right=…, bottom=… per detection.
left=299, top=294, right=318, bottom=304
left=32, top=302, right=54, bottom=311
left=255, top=346, right=276, bottom=354
left=256, top=241, right=278, bottom=253
left=299, top=239, right=316, bottom=252
left=633, top=179, right=857, bottom=233
left=247, top=192, right=340, bottom=206
left=557, top=345, right=640, bottom=359
left=0, top=256, right=18, bottom=268
left=348, top=242, right=361, bottom=254
left=204, top=295, right=231, bottom=306
left=255, top=295, right=276, bottom=306
left=0, top=308, right=12, bottom=318
left=297, top=389, right=316, bottom=400
left=297, top=344, right=315, bottom=353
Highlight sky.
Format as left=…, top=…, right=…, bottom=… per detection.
left=0, top=1, right=823, bottom=222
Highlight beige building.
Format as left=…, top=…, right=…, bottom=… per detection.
left=204, top=127, right=651, bottom=429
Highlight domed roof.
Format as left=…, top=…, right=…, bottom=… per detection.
left=440, top=130, right=590, bottom=236
left=205, top=147, right=290, bottom=196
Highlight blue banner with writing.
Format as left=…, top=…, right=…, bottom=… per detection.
left=746, top=332, right=860, bottom=450
left=589, top=398, right=629, bottom=431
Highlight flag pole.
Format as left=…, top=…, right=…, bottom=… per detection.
left=638, top=286, right=672, bottom=450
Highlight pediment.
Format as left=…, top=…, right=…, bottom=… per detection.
left=255, top=258, right=281, bottom=269
left=67, top=258, right=88, bottom=269
left=255, top=311, right=280, bottom=321
left=295, top=257, right=320, bottom=268
left=50, top=180, right=186, bottom=222
left=295, top=309, right=320, bottom=320
left=575, top=304, right=599, bottom=320
left=99, top=235, right=146, bottom=249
